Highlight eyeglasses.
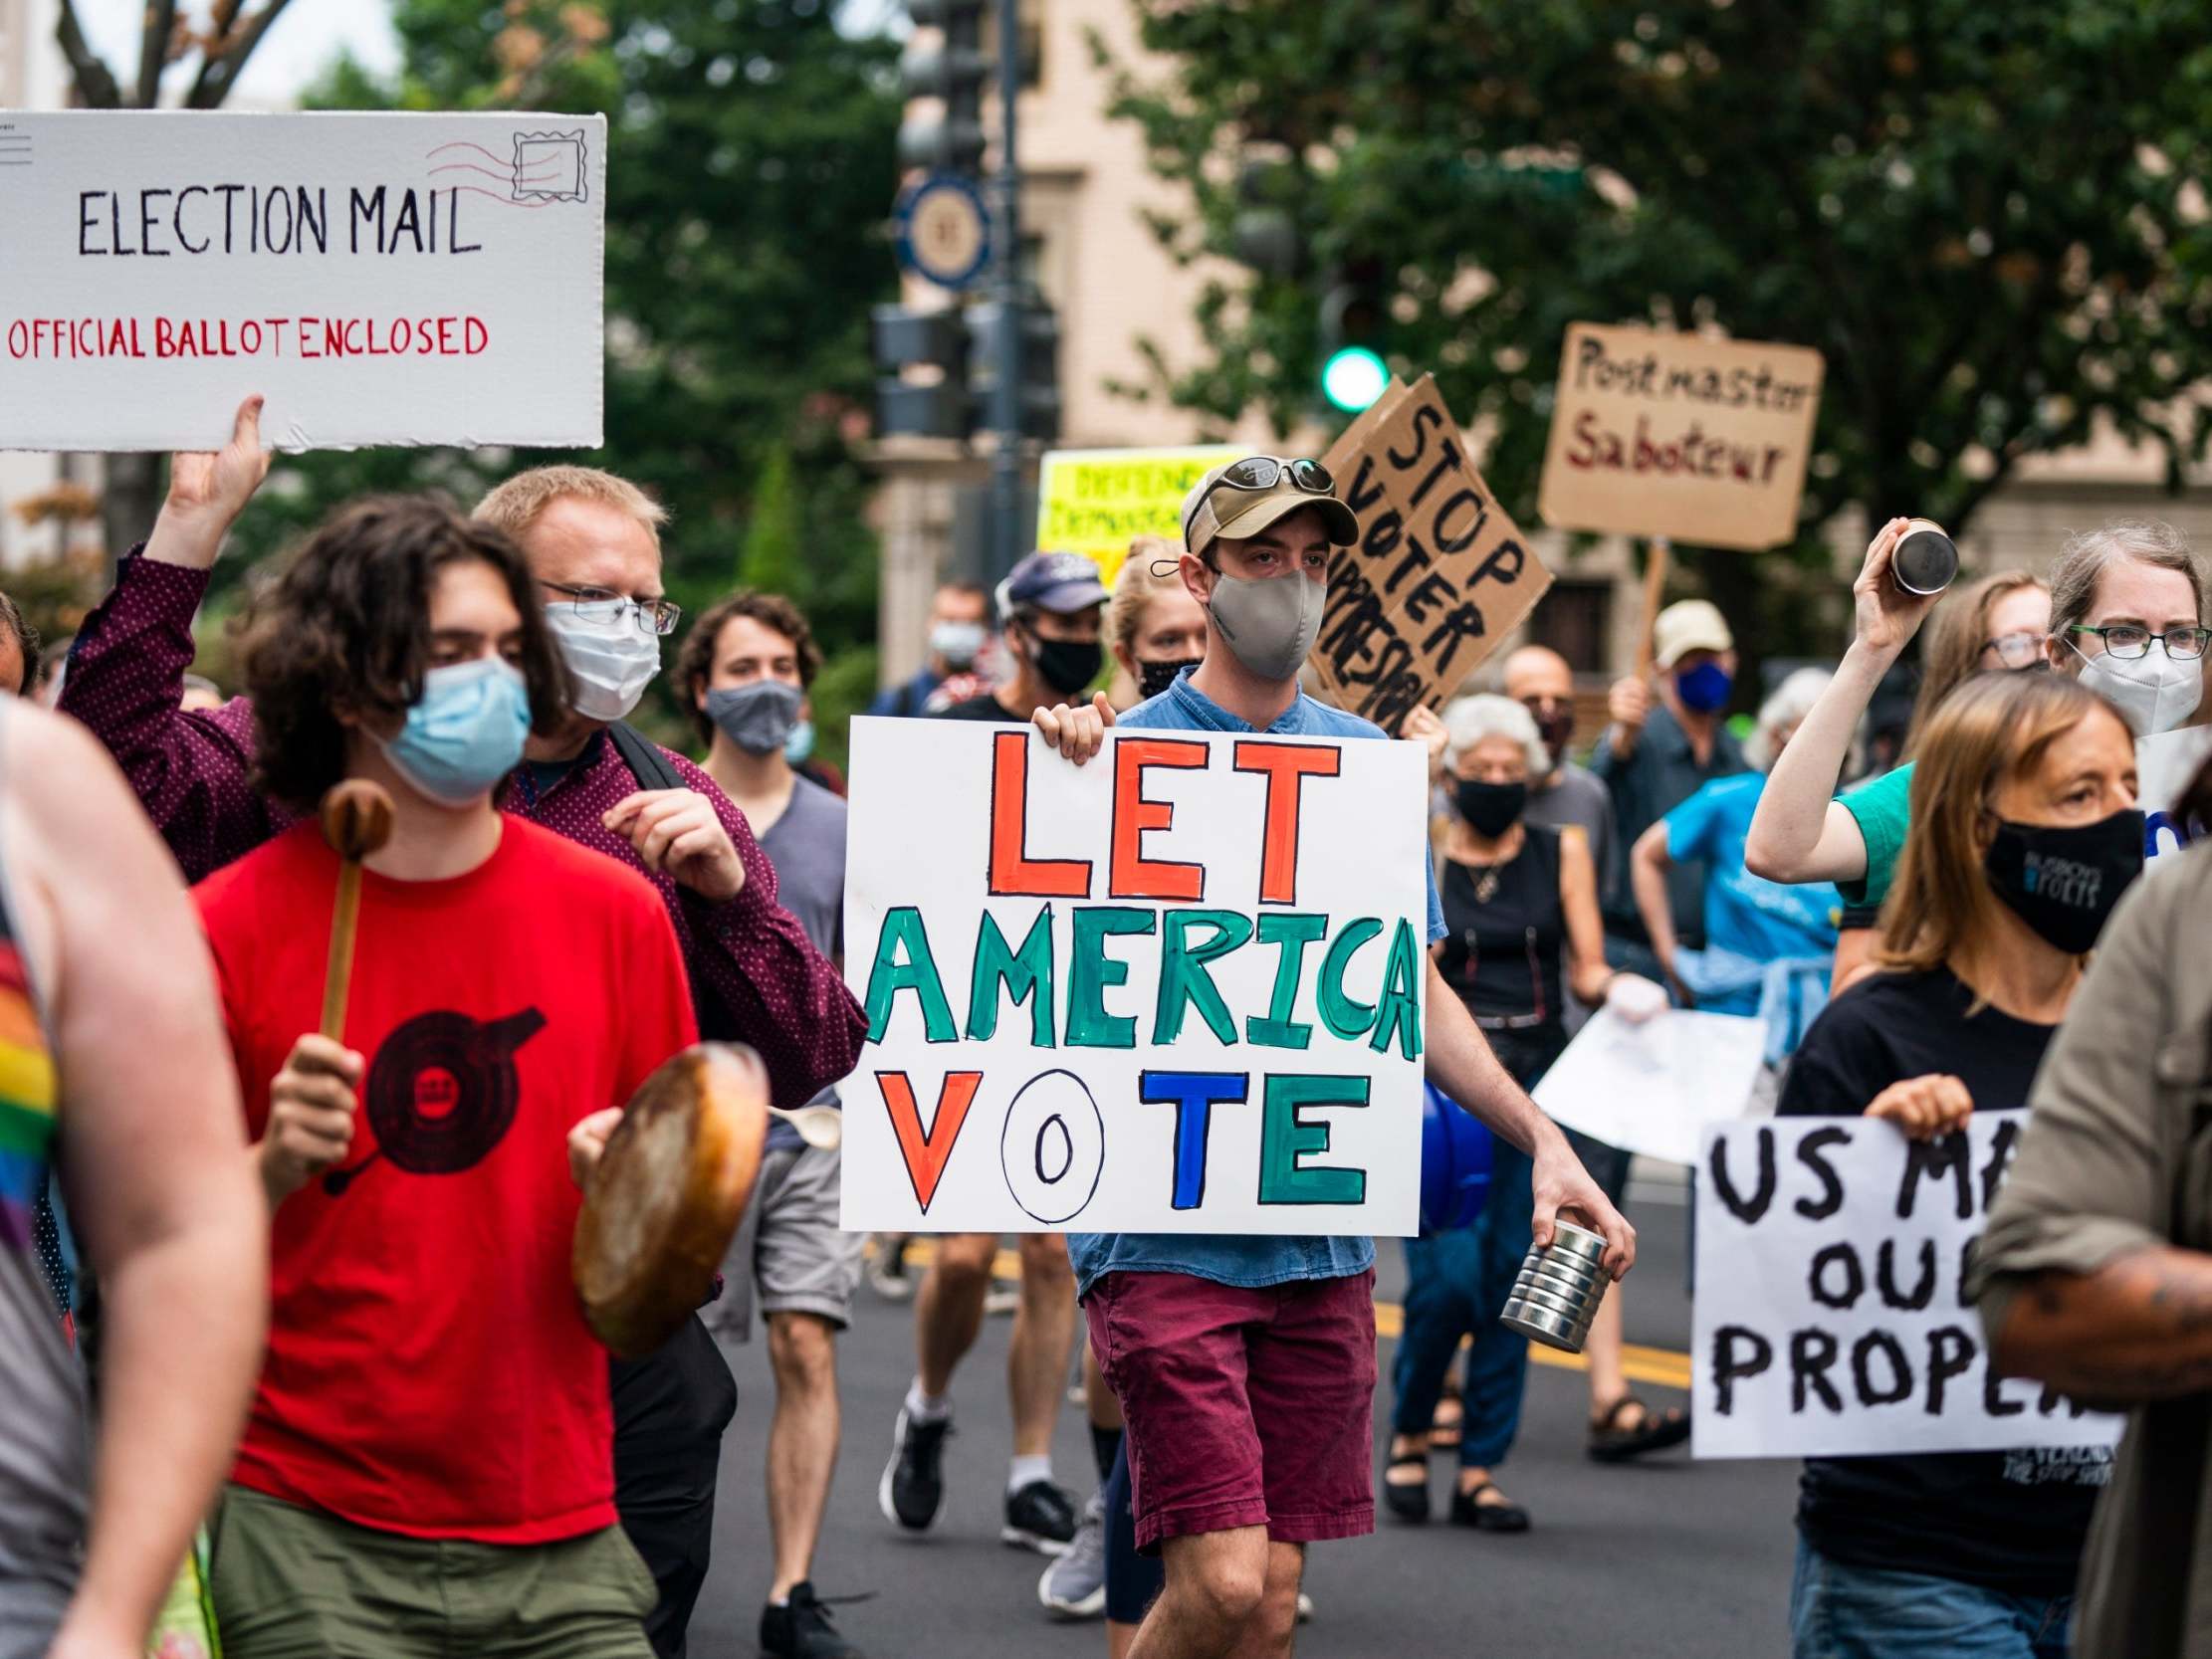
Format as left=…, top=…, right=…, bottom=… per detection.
left=2067, top=623, right=2211, bottom=661
left=1208, top=456, right=1335, bottom=507
left=544, top=580, right=683, bottom=638
left=1979, top=631, right=2046, bottom=670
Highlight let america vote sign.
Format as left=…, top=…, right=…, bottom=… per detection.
left=839, top=719, right=1429, bottom=1235
left=0, top=111, right=605, bottom=451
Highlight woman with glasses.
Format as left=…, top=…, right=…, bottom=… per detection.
left=2043, top=519, right=2209, bottom=734
left=1748, top=519, right=2202, bottom=985
left=1383, top=696, right=1665, bottom=1533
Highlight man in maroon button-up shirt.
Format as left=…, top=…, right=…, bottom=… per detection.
left=60, top=397, right=867, bottom=1659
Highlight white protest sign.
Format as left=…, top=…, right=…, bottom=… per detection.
left=1693, top=1113, right=2122, bottom=1460
left=1532, top=1007, right=1765, bottom=1166
left=0, top=111, right=605, bottom=451
left=840, top=718, right=1430, bottom=1235
left=2140, top=726, right=2211, bottom=864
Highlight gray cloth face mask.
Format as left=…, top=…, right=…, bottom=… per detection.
left=1205, top=571, right=1327, bottom=682
left=705, top=681, right=804, bottom=755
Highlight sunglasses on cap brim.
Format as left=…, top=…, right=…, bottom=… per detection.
left=1207, top=456, right=1335, bottom=507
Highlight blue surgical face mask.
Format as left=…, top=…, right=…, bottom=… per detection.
left=1673, top=660, right=1734, bottom=713
left=784, top=718, right=816, bottom=766
left=374, top=657, right=532, bottom=807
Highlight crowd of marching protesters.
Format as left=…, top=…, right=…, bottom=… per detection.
left=0, top=392, right=2207, bottom=1659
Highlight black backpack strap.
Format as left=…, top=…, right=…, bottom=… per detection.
left=606, top=720, right=686, bottom=792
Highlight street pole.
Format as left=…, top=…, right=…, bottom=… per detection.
left=988, top=0, right=1022, bottom=581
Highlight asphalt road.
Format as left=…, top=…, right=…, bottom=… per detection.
left=687, top=1169, right=1799, bottom=1659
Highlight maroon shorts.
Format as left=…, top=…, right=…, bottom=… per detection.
left=1085, top=1269, right=1377, bottom=1553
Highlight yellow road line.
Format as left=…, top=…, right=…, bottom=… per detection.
left=888, top=1239, right=1692, bottom=1393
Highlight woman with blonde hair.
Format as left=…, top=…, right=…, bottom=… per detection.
left=1774, top=669, right=2143, bottom=1657
left=1104, top=535, right=1208, bottom=710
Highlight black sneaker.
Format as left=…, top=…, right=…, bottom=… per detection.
left=878, top=1409, right=951, bottom=1532
left=1002, top=1477, right=1080, bottom=1555
left=760, top=1581, right=865, bottom=1659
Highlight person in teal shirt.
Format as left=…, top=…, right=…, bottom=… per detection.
left=1744, top=519, right=2056, bottom=991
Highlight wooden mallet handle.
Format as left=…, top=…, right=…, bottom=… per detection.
left=319, top=781, right=395, bottom=1041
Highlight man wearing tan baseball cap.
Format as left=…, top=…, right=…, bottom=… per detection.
left=1593, top=596, right=1746, bottom=968
left=1021, top=463, right=1636, bottom=1659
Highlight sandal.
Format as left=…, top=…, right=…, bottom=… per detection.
left=1588, top=1394, right=1691, bottom=1464
left=1428, top=1383, right=1464, bottom=1451
left=1383, top=1451, right=1431, bottom=1523
left=1449, top=1481, right=1529, bottom=1533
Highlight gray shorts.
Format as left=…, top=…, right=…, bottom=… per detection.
left=707, top=1141, right=863, bottom=1343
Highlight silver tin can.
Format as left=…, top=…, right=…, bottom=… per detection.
left=1498, top=1220, right=1612, bottom=1352
left=1892, top=518, right=1958, bottom=596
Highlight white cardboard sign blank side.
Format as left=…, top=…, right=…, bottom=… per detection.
left=2140, top=726, right=2211, bottom=863
left=1538, top=322, right=1825, bottom=551
left=1531, top=1007, right=1765, bottom=1166
left=839, top=719, right=1430, bottom=1235
left=1692, top=1113, right=2122, bottom=1461
left=0, top=111, right=605, bottom=451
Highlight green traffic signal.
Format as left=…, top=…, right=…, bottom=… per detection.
left=1321, top=345, right=1388, bottom=412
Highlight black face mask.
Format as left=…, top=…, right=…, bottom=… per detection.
left=1529, top=708, right=1576, bottom=768
left=1981, top=809, right=2145, bottom=954
left=1139, top=657, right=1201, bottom=701
left=1029, top=634, right=1103, bottom=698
left=1455, top=779, right=1529, bottom=838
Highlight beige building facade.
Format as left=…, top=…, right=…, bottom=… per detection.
left=0, top=0, right=104, bottom=570
left=876, top=0, right=2212, bottom=702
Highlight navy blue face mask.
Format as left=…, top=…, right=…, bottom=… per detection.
left=1674, top=660, right=1733, bottom=713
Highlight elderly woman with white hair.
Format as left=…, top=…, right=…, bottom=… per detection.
left=1631, top=668, right=1843, bottom=1018
left=1385, top=695, right=1667, bottom=1533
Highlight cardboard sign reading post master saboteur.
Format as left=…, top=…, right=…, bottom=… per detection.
left=1305, top=375, right=1553, bottom=732
left=1538, top=322, right=1825, bottom=551
left=0, top=110, right=606, bottom=452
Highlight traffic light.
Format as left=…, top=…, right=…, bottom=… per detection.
left=898, top=0, right=989, bottom=175
left=872, top=305, right=970, bottom=440
left=1318, top=261, right=1390, bottom=413
left=966, top=296, right=1060, bottom=442
left=1231, top=155, right=1302, bottom=279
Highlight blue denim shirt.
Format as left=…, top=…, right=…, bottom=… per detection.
left=1065, top=669, right=1448, bottom=1298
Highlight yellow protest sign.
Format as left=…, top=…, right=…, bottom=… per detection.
left=1035, top=445, right=1240, bottom=586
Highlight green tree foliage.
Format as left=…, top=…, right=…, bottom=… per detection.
left=224, top=0, right=899, bottom=744
left=1107, top=1, right=2212, bottom=649
left=739, top=443, right=803, bottom=596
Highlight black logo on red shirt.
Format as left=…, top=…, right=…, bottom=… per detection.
left=324, top=1008, right=547, bottom=1196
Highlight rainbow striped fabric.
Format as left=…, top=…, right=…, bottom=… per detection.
left=0, top=938, right=57, bottom=1253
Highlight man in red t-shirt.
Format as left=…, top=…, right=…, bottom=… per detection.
left=193, top=496, right=696, bottom=1657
